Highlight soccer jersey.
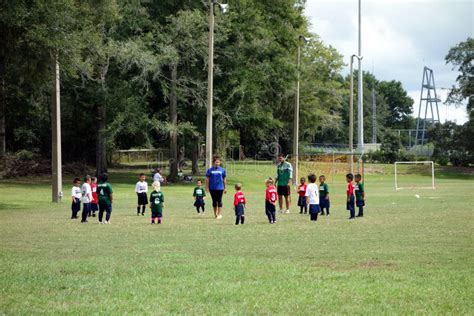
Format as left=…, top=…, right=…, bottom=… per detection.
left=305, top=183, right=319, bottom=205
left=206, top=166, right=226, bottom=190
left=319, top=183, right=329, bottom=198
left=265, top=186, right=277, bottom=204
left=81, top=183, right=92, bottom=203
left=193, top=186, right=206, bottom=198
left=276, top=161, right=293, bottom=186
left=297, top=184, right=307, bottom=197
left=347, top=182, right=354, bottom=196
left=150, top=190, right=164, bottom=212
left=135, top=181, right=148, bottom=194
left=233, top=191, right=246, bottom=206
left=355, top=182, right=365, bottom=201
left=71, top=186, right=82, bottom=199
left=98, top=182, right=113, bottom=205
left=91, top=183, right=98, bottom=204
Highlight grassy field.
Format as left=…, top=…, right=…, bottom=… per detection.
left=0, top=162, right=473, bottom=314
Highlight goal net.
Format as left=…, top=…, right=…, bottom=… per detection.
left=394, top=161, right=435, bottom=190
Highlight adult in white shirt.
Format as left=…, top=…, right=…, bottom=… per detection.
left=153, top=168, right=167, bottom=184
left=81, top=175, right=93, bottom=223
left=135, top=173, right=148, bottom=216
left=305, top=174, right=320, bottom=222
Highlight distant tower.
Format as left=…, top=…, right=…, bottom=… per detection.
left=415, top=67, right=441, bottom=145
left=371, top=88, right=377, bottom=143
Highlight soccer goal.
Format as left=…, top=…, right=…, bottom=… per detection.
left=394, top=161, right=435, bottom=191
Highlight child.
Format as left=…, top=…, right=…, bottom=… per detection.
left=297, top=177, right=307, bottom=214
left=97, top=173, right=113, bottom=224
left=81, top=175, right=93, bottom=223
left=149, top=181, right=164, bottom=224
left=71, top=178, right=82, bottom=219
left=193, top=179, right=206, bottom=214
left=265, top=178, right=277, bottom=224
left=233, top=183, right=247, bottom=225
left=346, top=173, right=355, bottom=219
left=354, top=174, right=365, bottom=217
left=319, top=175, right=330, bottom=216
left=305, top=174, right=320, bottom=221
left=90, top=177, right=98, bottom=217
left=135, top=173, right=148, bottom=216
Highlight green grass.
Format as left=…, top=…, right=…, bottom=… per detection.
left=0, top=163, right=473, bottom=314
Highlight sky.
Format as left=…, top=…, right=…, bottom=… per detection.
left=304, top=0, right=473, bottom=124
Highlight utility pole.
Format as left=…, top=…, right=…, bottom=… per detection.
left=372, top=88, right=377, bottom=143
left=357, top=0, right=364, bottom=153
left=350, top=55, right=362, bottom=174
left=206, top=0, right=214, bottom=170
left=52, top=58, right=62, bottom=202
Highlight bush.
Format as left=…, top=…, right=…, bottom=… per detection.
left=4, top=151, right=51, bottom=178
left=435, top=156, right=449, bottom=166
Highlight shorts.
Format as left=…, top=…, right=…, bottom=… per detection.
left=319, top=197, right=330, bottom=209
left=99, top=203, right=112, bottom=213
left=346, top=195, right=355, bottom=212
left=277, top=185, right=290, bottom=196
left=151, top=208, right=163, bottom=218
left=71, top=199, right=81, bottom=212
left=137, top=192, right=148, bottom=205
left=265, top=200, right=276, bottom=213
left=356, top=199, right=365, bottom=207
left=91, top=203, right=98, bottom=211
left=297, top=196, right=306, bottom=207
left=309, top=204, right=320, bottom=214
left=209, top=189, right=224, bottom=208
left=194, top=197, right=205, bottom=207
left=235, top=203, right=245, bottom=216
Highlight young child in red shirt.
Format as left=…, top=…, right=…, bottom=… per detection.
left=233, top=183, right=246, bottom=225
left=346, top=173, right=355, bottom=219
left=297, top=177, right=307, bottom=214
left=265, top=178, right=277, bottom=224
left=90, top=177, right=98, bottom=217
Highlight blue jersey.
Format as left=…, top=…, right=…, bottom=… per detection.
left=206, top=166, right=226, bottom=190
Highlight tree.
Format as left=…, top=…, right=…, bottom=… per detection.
left=378, top=80, right=415, bottom=130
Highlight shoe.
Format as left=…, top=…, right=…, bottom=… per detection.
left=137, top=213, right=139, bottom=216
left=81, top=220, right=88, bottom=223
left=92, top=213, right=96, bottom=217
left=216, top=215, right=223, bottom=219
left=151, top=222, right=155, bottom=224
left=285, top=210, right=290, bottom=214
left=142, top=213, right=145, bottom=216
left=99, top=221, right=104, bottom=224
left=349, top=217, right=355, bottom=220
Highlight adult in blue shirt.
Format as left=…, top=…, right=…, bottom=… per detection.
left=206, top=155, right=227, bottom=219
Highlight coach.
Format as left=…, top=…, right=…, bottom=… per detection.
left=275, top=153, right=293, bottom=214
left=206, top=155, right=227, bottom=219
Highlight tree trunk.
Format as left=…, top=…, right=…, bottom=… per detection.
left=0, top=52, right=6, bottom=161
left=96, top=105, right=107, bottom=176
left=168, top=63, right=178, bottom=182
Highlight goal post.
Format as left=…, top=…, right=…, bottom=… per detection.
left=394, top=161, right=435, bottom=191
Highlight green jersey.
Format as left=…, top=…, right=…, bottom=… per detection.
left=97, top=182, right=113, bottom=205
left=193, top=186, right=206, bottom=198
left=354, top=182, right=364, bottom=201
left=150, top=190, right=164, bottom=212
left=319, top=183, right=329, bottom=198
left=276, top=161, right=293, bottom=186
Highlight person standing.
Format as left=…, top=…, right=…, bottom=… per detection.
left=275, top=154, right=293, bottom=214
left=81, top=175, right=93, bottom=223
left=97, top=173, right=113, bottom=224
left=205, top=155, right=227, bottom=219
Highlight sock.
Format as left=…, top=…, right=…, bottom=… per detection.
left=137, top=206, right=140, bottom=213
left=158, top=217, right=161, bottom=224
left=142, top=205, right=146, bottom=214
left=241, top=216, right=245, bottom=224
left=235, top=216, right=240, bottom=225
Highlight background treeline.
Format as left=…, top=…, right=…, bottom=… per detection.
left=1, top=1, right=472, bottom=179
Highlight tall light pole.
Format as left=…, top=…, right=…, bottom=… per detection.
left=206, top=0, right=228, bottom=169
left=350, top=54, right=362, bottom=174
left=357, top=0, right=364, bottom=153
left=293, top=35, right=310, bottom=184
left=52, top=57, right=62, bottom=202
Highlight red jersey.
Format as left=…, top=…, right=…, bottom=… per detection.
left=347, top=182, right=354, bottom=196
left=233, top=191, right=246, bottom=206
left=265, top=186, right=277, bottom=204
left=91, top=183, right=98, bottom=204
left=297, top=184, right=307, bottom=197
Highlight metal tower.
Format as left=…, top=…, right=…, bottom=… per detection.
left=371, top=88, right=377, bottom=143
left=415, top=67, right=441, bottom=145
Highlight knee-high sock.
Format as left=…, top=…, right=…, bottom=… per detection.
left=141, top=205, right=146, bottom=214
left=241, top=215, right=245, bottom=224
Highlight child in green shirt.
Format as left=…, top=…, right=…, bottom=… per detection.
left=319, top=175, right=330, bottom=216
left=354, top=173, right=365, bottom=217
left=193, top=179, right=206, bottom=214
left=150, top=181, right=165, bottom=224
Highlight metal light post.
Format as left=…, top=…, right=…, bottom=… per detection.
left=52, top=57, right=62, bottom=202
left=293, top=35, right=310, bottom=184
left=357, top=0, right=364, bottom=153
left=350, top=54, right=362, bottom=174
left=206, top=0, right=228, bottom=169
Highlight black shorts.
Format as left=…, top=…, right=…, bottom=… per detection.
left=356, top=199, right=365, bottom=207
left=99, top=203, right=112, bottom=213
left=151, top=208, right=163, bottom=218
left=209, top=189, right=224, bottom=207
left=235, top=203, right=245, bottom=216
left=265, top=200, right=276, bottom=213
left=297, top=196, right=306, bottom=207
left=309, top=204, right=320, bottom=214
left=137, top=192, right=148, bottom=205
left=71, top=199, right=81, bottom=212
left=319, top=197, right=330, bottom=209
left=346, top=195, right=355, bottom=211
left=194, top=197, right=205, bottom=207
left=91, top=203, right=98, bottom=211
left=277, top=185, right=290, bottom=196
